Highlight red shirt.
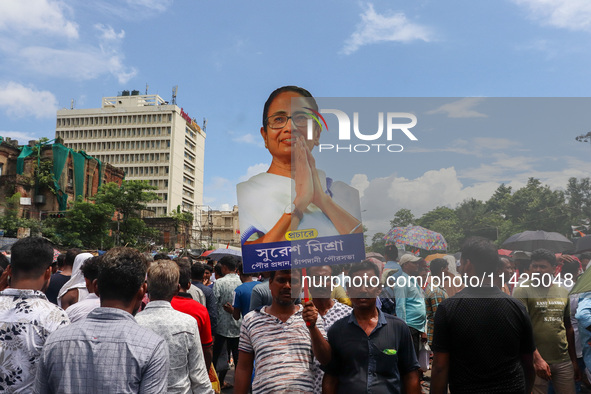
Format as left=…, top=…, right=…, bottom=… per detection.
left=171, top=293, right=213, bottom=347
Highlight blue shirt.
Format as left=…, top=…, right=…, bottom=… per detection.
left=323, top=308, right=419, bottom=394
left=393, top=272, right=426, bottom=332
left=232, top=281, right=259, bottom=317
left=576, top=294, right=591, bottom=371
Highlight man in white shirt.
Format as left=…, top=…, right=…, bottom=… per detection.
left=137, top=259, right=213, bottom=393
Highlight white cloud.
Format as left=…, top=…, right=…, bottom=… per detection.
left=0, top=0, right=78, bottom=38
left=360, top=156, right=591, bottom=238
left=239, top=163, right=268, bottom=182
left=351, top=174, right=370, bottom=198
left=508, top=164, right=591, bottom=193
left=233, top=133, right=261, bottom=145
left=359, top=168, right=503, bottom=236
left=513, top=0, right=591, bottom=31
left=17, top=22, right=137, bottom=84
left=342, top=4, right=432, bottom=55
left=384, top=168, right=476, bottom=212
left=91, top=0, right=173, bottom=19
left=426, top=98, right=488, bottom=118
left=125, top=0, right=173, bottom=12
left=0, top=82, right=58, bottom=118
left=0, top=6, right=135, bottom=85
left=95, top=24, right=125, bottom=41
left=219, top=203, right=232, bottom=211
left=459, top=153, right=538, bottom=182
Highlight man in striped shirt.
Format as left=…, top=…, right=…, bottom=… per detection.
left=234, top=269, right=330, bottom=394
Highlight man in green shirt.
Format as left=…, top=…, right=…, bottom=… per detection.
left=513, top=248, right=580, bottom=394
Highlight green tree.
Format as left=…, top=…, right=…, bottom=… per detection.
left=503, top=178, right=568, bottom=236
left=36, top=158, right=57, bottom=195
left=0, top=192, right=22, bottom=237
left=390, top=208, right=415, bottom=228
left=94, top=180, right=160, bottom=248
left=360, top=225, right=369, bottom=246
left=485, top=183, right=512, bottom=214
left=565, top=177, right=591, bottom=232
left=171, top=206, right=194, bottom=230
left=368, top=232, right=387, bottom=255
left=171, top=206, right=194, bottom=248
left=50, top=198, right=115, bottom=249
left=455, top=198, right=502, bottom=241
left=94, top=180, right=158, bottom=218
left=0, top=192, right=45, bottom=237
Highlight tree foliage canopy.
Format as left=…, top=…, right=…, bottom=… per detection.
left=368, top=177, right=589, bottom=254
left=50, top=198, right=115, bottom=249
left=94, top=180, right=158, bottom=219
left=389, top=208, right=415, bottom=228
left=44, top=180, right=160, bottom=249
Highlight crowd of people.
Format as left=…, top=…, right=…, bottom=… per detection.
left=2, top=237, right=591, bottom=393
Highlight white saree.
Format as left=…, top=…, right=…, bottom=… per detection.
left=236, top=171, right=361, bottom=243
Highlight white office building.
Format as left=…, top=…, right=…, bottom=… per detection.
left=55, top=91, right=205, bottom=225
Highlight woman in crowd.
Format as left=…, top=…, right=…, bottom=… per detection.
left=57, top=252, right=93, bottom=309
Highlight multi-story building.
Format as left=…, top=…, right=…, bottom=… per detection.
left=199, top=205, right=240, bottom=247
left=55, top=91, right=206, bottom=231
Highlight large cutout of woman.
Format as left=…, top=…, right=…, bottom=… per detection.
left=237, top=86, right=363, bottom=271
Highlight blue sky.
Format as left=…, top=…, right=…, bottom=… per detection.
left=2, top=0, right=591, bottom=236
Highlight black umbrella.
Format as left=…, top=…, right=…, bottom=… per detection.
left=501, top=230, right=574, bottom=253
left=575, top=236, right=591, bottom=253
left=207, top=248, right=242, bottom=262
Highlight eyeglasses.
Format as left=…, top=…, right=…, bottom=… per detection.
left=265, top=112, right=313, bottom=129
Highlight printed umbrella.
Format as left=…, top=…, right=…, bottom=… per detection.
left=501, top=230, right=574, bottom=253
left=383, top=225, right=447, bottom=252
